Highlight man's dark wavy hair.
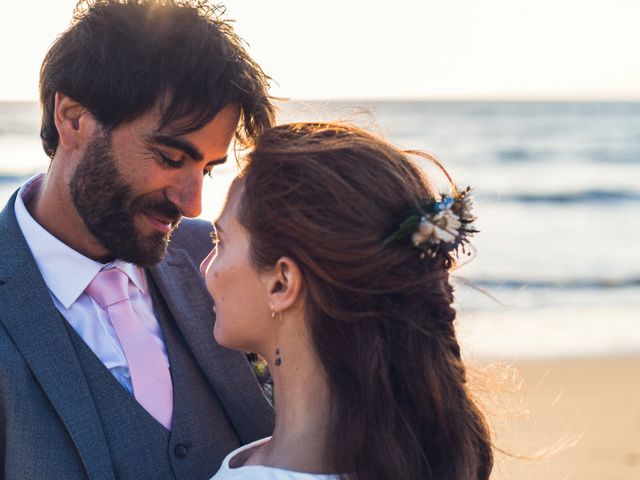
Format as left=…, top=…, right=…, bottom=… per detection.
left=39, top=0, right=274, bottom=158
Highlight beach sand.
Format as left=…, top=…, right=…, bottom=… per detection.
left=484, top=356, right=640, bottom=480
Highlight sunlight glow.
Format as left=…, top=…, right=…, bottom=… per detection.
left=1, top=0, right=639, bottom=101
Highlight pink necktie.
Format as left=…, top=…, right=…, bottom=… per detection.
left=86, top=268, right=173, bottom=430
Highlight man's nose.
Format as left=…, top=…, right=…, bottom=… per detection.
left=166, top=170, right=203, bottom=218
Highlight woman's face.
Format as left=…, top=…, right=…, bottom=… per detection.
left=200, top=181, right=272, bottom=353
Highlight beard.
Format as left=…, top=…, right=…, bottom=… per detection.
left=69, top=131, right=182, bottom=267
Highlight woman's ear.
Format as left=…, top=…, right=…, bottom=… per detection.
left=53, top=92, right=95, bottom=151
left=265, top=257, right=303, bottom=312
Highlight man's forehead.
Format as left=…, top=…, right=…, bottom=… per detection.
left=108, top=102, right=239, bottom=160
left=155, top=99, right=240, bottom=130
left=115, top=101, right=233, bottom=133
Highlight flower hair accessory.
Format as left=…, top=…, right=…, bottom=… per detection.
left=383, top=186, right=477, bottom=259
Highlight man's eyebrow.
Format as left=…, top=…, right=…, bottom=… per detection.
left=209, top=156, right=228, bottom=167
left=150, top=134, right=203, bottom=161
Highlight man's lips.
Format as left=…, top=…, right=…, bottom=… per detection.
left=141, top=211, right=179, bottom=233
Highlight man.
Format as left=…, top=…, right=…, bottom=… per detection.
left=0, top=1, right=275, bottom=479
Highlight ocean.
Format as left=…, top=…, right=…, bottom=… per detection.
left=1, top=100, right=639, bottom=359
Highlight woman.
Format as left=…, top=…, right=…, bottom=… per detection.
left=201, top=122, right=492, bottom=480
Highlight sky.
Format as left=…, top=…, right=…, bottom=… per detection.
left=1, top=0, right=639, bottom=101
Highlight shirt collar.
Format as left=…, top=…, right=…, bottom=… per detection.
left=14, top=173, right=146, bottom=309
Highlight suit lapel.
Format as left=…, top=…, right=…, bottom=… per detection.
left=0, top=193, right=115, bottom=480
left=149, top=246, right=274, bottom=442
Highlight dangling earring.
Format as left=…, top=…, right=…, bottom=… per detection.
left=271, top=308, right=283, bottom=366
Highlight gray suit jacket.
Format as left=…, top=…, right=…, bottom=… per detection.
left=0, top=191, right=274, bottom=479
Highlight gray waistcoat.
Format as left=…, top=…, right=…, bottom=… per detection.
left=65, top=279, right=241, bottom=480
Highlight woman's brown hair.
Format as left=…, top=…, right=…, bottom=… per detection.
left=237, top=122, right=492, bottom=480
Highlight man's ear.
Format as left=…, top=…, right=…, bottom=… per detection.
left=53, top=92, right=95, bottom=150
left=266, top=257, right=303, bottom=313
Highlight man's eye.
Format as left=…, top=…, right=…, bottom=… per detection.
left=157, top=152, right=182, bottom=168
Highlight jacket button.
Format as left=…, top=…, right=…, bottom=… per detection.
left=174, top=444, right=188, bottom=459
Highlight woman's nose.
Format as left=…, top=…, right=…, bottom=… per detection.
left=200, top=249, right=215, bottom=278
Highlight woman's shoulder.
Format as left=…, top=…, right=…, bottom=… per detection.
left=211, top=437, right=340, bottom=480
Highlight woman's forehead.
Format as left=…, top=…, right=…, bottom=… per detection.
left=216, top=177, right=245, bottom=227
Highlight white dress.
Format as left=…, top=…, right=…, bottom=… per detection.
left=211, top=437, right=340, bottom=480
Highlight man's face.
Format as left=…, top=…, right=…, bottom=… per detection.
left=69, top=103, right=240, bottom=267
